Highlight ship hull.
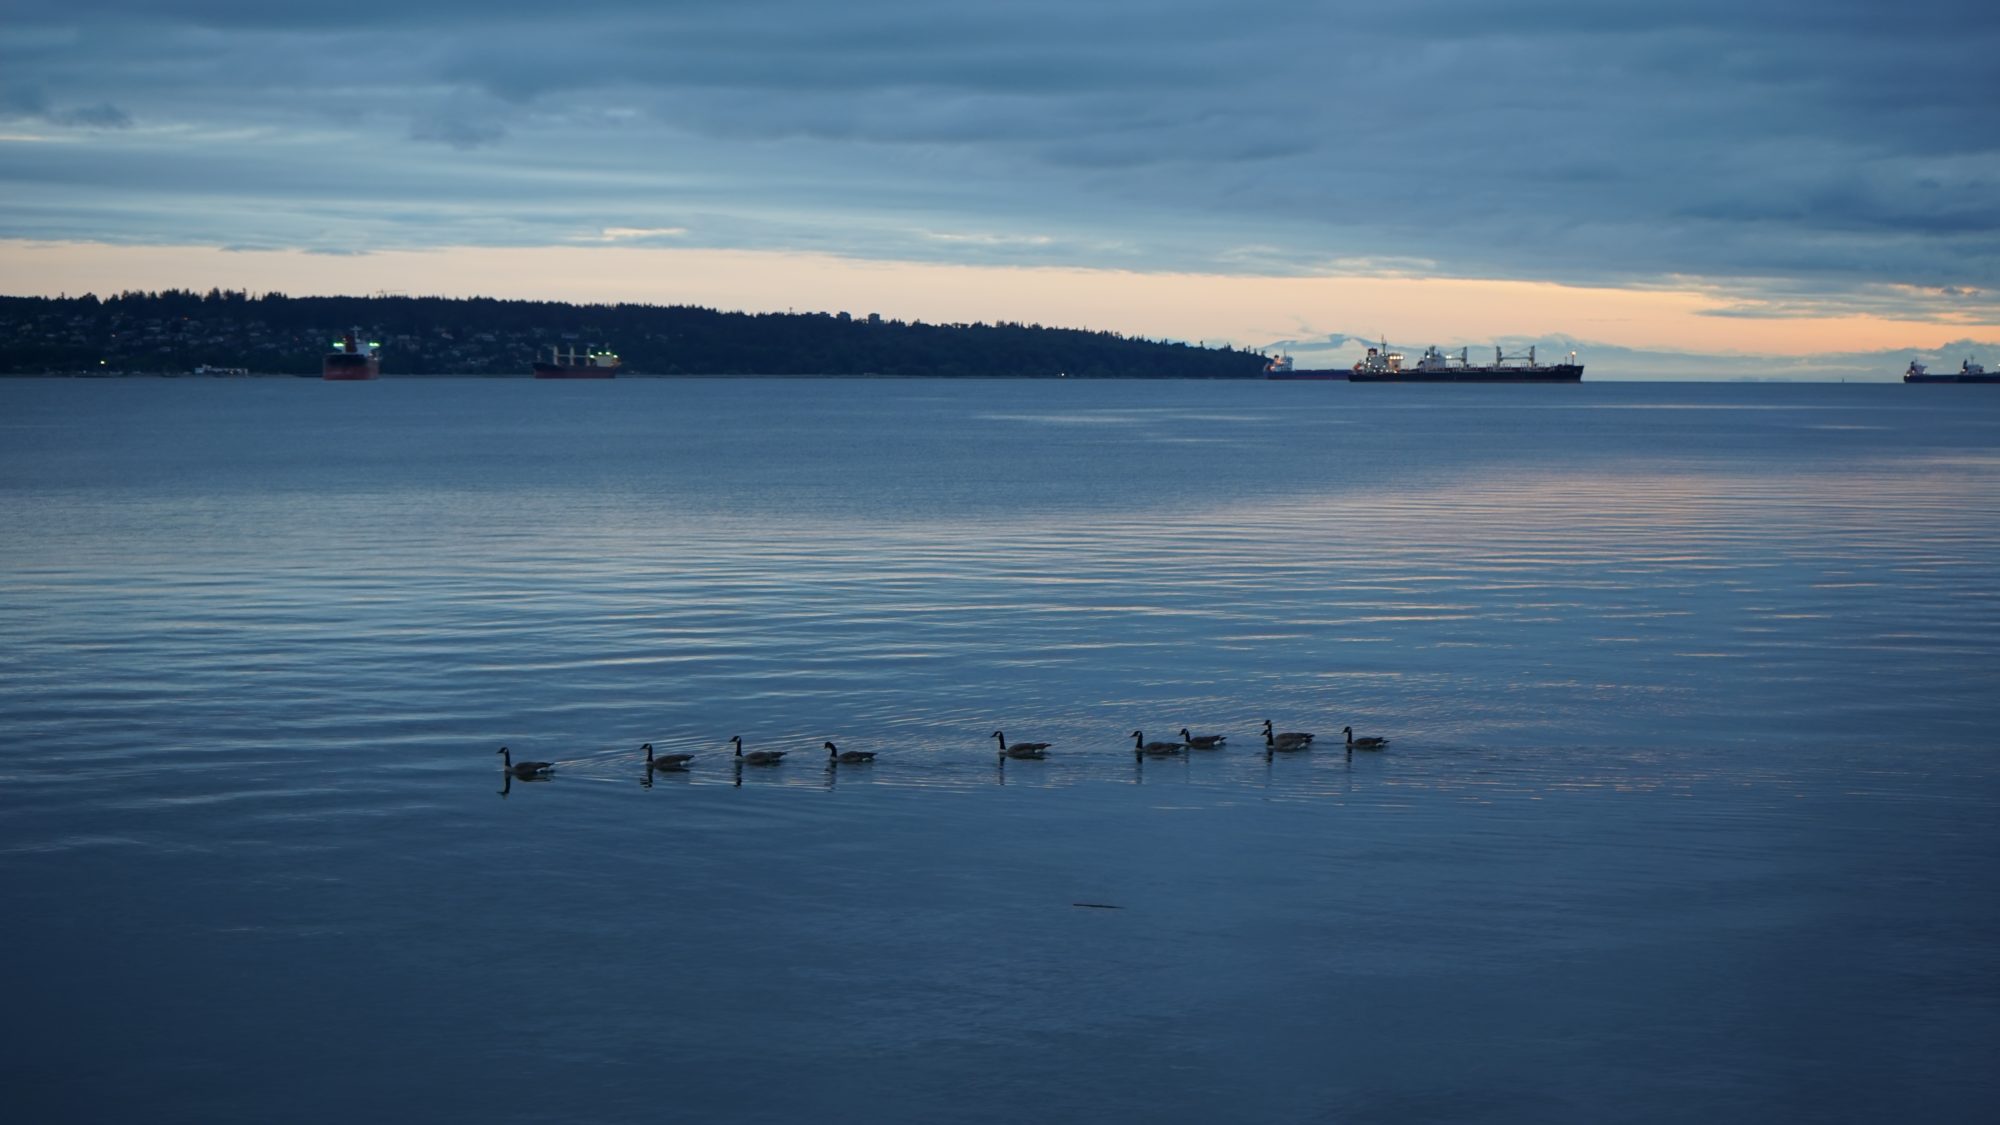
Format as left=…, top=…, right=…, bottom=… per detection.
left=1906, top=373, right=1999, bottom=384
left=1350, top=364, right=1582, bottom=383
left=533, top=362, right=617, bottom=379
left=322, top=355, right=380, bottom=380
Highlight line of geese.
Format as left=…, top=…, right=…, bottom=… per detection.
left=496, top=720, right=1388, bottom=779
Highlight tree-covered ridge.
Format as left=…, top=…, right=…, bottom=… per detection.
left=0, top=290, right=1267, bottom=377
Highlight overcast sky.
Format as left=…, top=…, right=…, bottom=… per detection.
left=3, top=0, right=1997, bottom=365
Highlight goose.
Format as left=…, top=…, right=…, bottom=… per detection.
left=1343, top=726, right=1389, bottom=750
left=1132, top=730, right=1185, bottom=756
left=497, top=746, right=554, bottom=778
left=825, top=741, right=876, bottom=764
left=993, top=731, right=1051, bottom=758
left=1262, top=728, right=1312, bottom=753
left=643, top=743, right=695, bottom=770
left=1262, top=719, right=1314, bottom=745
left=1179, top=727, right=1227, bottom=749
left=730, top=735, right=786, bottom=765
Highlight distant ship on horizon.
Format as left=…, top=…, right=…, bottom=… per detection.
left=1351, top=343, right=1583, bottom=383
left=534, top=345, right=621, bottom=379
left=1266, top=340, right=1583, bottom=382
left=1904, top=357, right=1996, bottom=384
left=1263, top=354, right=1347, bottom=380
left=323, top=329, right=379, bottom=380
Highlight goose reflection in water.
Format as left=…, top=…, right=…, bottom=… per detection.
left=497, top=771, right=553, bottom=798
left=1133, top=746, right=1195, bottom=784
left=994, top=752, right=1045, bottom=785
left=641, top=763, right=694, bottom=789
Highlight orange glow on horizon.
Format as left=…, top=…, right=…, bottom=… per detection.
left=1, top=239, right=1992, bottom=359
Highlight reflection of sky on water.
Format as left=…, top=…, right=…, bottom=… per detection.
left=3, top=380, right=1998, bottom=1122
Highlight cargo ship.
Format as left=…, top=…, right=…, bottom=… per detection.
left=533, top=345, right=621, bottom=379
left=322, top=329, right=380, bottom=380
left=1348, top=342, right=1582, bottom=383
left=1904, top=357, right=1997, bottom=384
left=1263, top=354, right=1348, bottom=380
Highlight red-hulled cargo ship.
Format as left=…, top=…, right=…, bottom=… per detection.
left=323, top=329, right=380, bottom=380
left=533, top=345, right=621, bottom=378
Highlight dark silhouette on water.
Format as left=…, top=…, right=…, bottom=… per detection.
left=731, top=736, right=786, bottom=765
left=644, top=742, right=695, bottom=770
left=1343, top=726, right=1389, bottom=750
left=1179, top=727, right=1226, bottom=749
left=1133, top=730, right=1185, bottom=756
left=497, top=746, right=554, bottom=778
left=1262, top=720, right=1313, bottom=750
left=992, top=730, right=1050, bottom=758
left=825, top=741, right=877, bottom=764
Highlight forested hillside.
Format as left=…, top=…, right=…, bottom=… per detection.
left=0, top=291, right=1267, bottom=377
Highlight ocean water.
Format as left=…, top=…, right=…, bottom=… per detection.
left=1, top=376, right=1997, bottom=1123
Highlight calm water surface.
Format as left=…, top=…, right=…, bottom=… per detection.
left=2, top=377, right=1997, bottom=1123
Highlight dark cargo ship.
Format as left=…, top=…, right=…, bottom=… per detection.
left=533, top=345, right=621, bottom=379
left=1347, top=342, right=1582, bottom=383
left=1904, top=358, right=1996, bottom=384
left=323, top=329, right=379, bottom=380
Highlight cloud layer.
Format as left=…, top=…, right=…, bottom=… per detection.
left=3, top=1, right=1997, bottom=324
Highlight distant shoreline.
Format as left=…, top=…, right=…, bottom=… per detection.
left=2, top=290, right=1267, bottom=379
left=0, top=371, right=1918, bottom=384
left=4, top=370, right=1272, bottom=380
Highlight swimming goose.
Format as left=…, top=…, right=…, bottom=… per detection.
left=1132, top=730, right=1186, bottom=755
left=497, top=746, right=554, bottom=778
left=1343, top=726, right=1389, bottom=750
left=730, top=735, right=786, bottom=765
left=1179, top=727, right=1227, bottom=749
left=992, top=731, right=1051, bottom=758
left=643, top=743, right=696, bottom=770
left=1263, top=728, right=1312, bottom=752
left=1262, top=719, right=1314, bottom=745
left=825, top=741, right=877, bottom=764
